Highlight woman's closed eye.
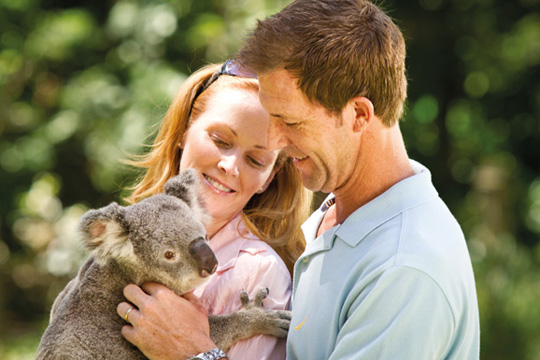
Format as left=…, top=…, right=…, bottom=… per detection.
left=210, top=134, right=231, bottom=148
left=209, top=132, right=273, bottom=170
left=247, top=156, right=266, bottom=169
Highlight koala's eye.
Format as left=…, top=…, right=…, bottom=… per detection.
left=164, top=250, right=176, bottom=260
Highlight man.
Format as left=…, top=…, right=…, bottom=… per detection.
left=119, top=1, right=480, bottom=359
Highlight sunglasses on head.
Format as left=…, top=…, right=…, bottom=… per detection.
left=193, top=59, right=257, bottom=102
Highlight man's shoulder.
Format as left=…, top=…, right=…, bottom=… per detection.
left=333, top=197, right=472, bottom=286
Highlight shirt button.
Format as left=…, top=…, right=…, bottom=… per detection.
left=302, top=257, right=310, bottom=263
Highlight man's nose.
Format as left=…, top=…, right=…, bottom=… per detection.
left=218, top=154, right=239, bottom=176
left=266, top=118, right=291, bottom=151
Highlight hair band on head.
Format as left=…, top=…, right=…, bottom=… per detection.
left=193, top=59, right=257, bottom=102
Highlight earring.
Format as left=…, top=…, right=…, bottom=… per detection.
left=258, top=187, right=264, bottom=193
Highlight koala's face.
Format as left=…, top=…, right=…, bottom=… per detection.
left=79, top=170, right=218, bottom=295
left=123, top=195, right=216, bottom=294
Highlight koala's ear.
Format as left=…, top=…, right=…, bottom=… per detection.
left=164, top=169, right=198, bottom=206
left=164, top=169, right=208, bottom=225
left=78, top=202, right=135, bottom=265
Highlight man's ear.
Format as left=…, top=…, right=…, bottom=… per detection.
left=350, top=96, right=375, bottom=133
left=78, top=202, right=134, bottom=265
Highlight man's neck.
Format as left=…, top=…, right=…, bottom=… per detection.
left=317, top=124, right=413, bottom=237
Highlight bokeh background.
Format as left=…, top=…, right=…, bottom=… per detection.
left=1, top=0, right=539, bottom=358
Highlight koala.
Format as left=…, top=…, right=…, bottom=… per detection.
left=36, top=169, right=291, bottom=360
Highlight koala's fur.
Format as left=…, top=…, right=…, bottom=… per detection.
left=36, top=170, right=291, bottom=360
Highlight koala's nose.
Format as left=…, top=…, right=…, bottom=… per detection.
left=189, top=238, right=218, bottom=278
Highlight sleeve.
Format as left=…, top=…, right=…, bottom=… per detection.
left=329, top=266, right=454, bottom=360
left=224, top=249, right=292, bottom=360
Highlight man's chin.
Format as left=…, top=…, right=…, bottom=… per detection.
left=301, top=173, right=328, bottom=193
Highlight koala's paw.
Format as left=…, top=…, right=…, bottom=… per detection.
left=238, top=287, right=291, bottom=338
left=209, top=287, right=291, bottom=351
left=239, top=287, right=269, bottom=308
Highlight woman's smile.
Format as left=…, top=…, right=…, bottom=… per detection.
left=203, top=174, right=235, bottom=194
left=179, top=86, right=277, bottom=230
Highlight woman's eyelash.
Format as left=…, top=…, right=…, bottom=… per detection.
left=248, top=157, right=265, bottom=168
left=211, top=135, right=229, bottom=147
left=210, top=133, right=268, bottom=169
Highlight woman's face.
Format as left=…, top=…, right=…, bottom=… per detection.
left=179, top=85, right=278, bottom=230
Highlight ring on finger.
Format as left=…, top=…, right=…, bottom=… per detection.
left=124, top=307, right=134, bottom=323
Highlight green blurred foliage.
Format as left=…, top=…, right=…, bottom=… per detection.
left=0, top=0, right=539, bottom=358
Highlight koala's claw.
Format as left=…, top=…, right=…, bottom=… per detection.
left=240, top=287, right=269, bottom=308
left=254, top=287, right=269, bottom=305
left=238, top=287, right=291, bottom=334
left=239, top=290, right=250, bottom=307
left=209, top=287, right=292, bottom=351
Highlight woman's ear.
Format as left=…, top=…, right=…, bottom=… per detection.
left=178, top=127, right=190, bottom=150
left=351, top=96, right=375, bottom=133
left=257, top=165, right=280, bottom=194
left=257, top=171, right=275, bottom=194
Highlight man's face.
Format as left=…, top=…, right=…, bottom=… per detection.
left=258, top=69, right=359, bottom=193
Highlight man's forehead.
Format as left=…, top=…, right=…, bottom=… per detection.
left=259, top=70, right=294, bottom=93
left=258, top=70, right=302, bottom=110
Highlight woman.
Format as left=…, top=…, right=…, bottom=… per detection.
left=119, top=61, right=312, bottom=359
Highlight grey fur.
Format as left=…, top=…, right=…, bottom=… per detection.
left=36, top=169, right=291, bottom=359
left=210, top=288, right=291, bottom=352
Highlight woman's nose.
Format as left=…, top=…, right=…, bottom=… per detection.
left=218, top=155, right=239, bottom=176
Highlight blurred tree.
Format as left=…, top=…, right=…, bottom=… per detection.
left=393, top=0, right=540, bottom=358
left=0, top=0, right=291, bottom=357
left=0, top=0, right=539, bottom=358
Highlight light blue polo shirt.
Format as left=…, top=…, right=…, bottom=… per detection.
left=287, top=160, right=480, bottom=359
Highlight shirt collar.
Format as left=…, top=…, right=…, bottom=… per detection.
left=301, top=194, right=332, bottom=244
left=301, top=160, right=439, bottom=249
left=335, top=160, right=438, bottom=247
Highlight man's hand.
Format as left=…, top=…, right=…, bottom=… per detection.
left=117, top=282, right=218, bottom=360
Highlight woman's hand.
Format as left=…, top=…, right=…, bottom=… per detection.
left=117, top=282, right=218, bottom=360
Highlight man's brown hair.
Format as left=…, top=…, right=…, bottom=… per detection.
left=237, top=0, right=407, bottom=126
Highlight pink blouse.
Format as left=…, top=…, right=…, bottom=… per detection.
left=193, top=214, right=291, bottom=360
